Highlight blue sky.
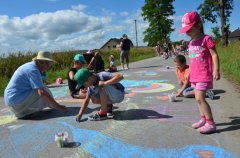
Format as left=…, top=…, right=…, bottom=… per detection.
left=0, top=0, right=239, bottom=54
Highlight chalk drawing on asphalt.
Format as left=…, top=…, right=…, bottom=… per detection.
left=0, top=115, right=16, bottom=126
left=0, top=120, right=236, bottom=158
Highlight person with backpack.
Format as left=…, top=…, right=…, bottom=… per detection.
left=88, top=51, right=105, bottom=73
left=119, top=34, right=133, bottom=70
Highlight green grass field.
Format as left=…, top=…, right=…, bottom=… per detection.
left=217, top=41, right=240, bottom=86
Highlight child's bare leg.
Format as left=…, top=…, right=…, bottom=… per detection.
left=99, top=86, right=108, bottom=113
left=91, top=97, right=101, bottom=104
left=79, top=92, right=87, bottom=99
left=195, top=90, right=213, bottom=120
left=195, top=90, right=216, bottom=133
left=192, top=89, right=205, bottom=129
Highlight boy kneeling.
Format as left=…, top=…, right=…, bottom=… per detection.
left=175, top=55, right=195, bottom=98
left=74, top=68, right=125, bottom=121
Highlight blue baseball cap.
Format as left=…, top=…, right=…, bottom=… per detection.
left=74, top=54, right=86, bottom=64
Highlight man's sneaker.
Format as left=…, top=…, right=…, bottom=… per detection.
left=206, top=90, right=214, bottom=100
left=192, top=119, right=206, bottom=129
left=197, top=123, right=216, bottom=134
left=88, top=112, right=107, bottom=121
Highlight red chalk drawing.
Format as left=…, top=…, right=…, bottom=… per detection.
left=156, top=95, right=169, bottom=101
left=126, top=93, right=136, bottom=97
left=193, top=149, right=214, bottom=158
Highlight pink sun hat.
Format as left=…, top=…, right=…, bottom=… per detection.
left=179, top=11, right=201, bottom=34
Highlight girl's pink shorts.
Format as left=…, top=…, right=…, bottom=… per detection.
left=191, top=82, right=213, bottom=91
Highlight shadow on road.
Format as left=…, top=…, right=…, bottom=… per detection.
left=64, top=142, right=81, bottom=148
left=210, top=89, right=226, bottom=100
left=213, top=89, right=226, bottom=95
left=216, top=116, right=240, bottom=133
left=113, top=109, right=172, bottom=120
left=20, top=107, right=99, bottom=120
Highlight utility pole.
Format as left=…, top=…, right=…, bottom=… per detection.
left=134, top=19, right=138, bottom=47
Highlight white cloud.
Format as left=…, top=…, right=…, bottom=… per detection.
left=71, top=4, right=87, bottom=11
left=0, top=5, right=113, bottom=54
left=0, top=4, right=150, bottom=55
left=101, top=8, right=116, bottom=16
left=120, top=12, right=129, bottom=16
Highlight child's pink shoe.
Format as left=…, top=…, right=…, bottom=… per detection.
left=197, top=123, right=216, bottom=134
left=192, top=119, right=206, bottom=129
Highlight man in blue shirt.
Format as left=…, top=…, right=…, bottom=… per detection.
left=4, top=51, right=68, bottom=118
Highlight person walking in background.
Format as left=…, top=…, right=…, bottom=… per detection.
left=118, top=34, right=133, bottom=70
left=74, top=68, right=125, bottom=121
left=108, top=55, right=117, bottom=72
left=68, top=54, right=87, bottom=99
left=163, top=39, right=169, bottom=59
left=154, top=43, right=161, bottom=57
left=179, top=11, right=220, bottom=134
left=4, top=51, right=68, bottom=119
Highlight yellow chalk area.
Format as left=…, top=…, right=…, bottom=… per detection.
left=0, top=115, right=16, bottom=126
left=56, top=98, right=84, bottom=103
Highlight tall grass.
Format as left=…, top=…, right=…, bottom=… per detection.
left=0, top=48, right=155, bottom=96
left=217, top=41, right=240, bottom=85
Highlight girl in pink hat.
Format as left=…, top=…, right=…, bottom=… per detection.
left=179, top=11, right=220, bottom=134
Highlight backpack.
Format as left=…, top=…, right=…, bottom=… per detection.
left=93, top=55, right=105, bottom=73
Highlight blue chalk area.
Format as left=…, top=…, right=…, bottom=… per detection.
left=121, top=80, right=168, bottom=88
left=0, top=123, right=69, bottom=158
left=0, top=121, right=237, bottom=158
left=144, top=72, right=159, bottom=76
left=50, top=86, right=69, bottom=99
left=62, top=122, right=237, bottom=158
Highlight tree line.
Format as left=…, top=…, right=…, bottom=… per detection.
left=142, top=0, right=234, bottom=47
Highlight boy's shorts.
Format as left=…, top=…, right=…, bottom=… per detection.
left=92, top=85, right=125, bottom=104
left=191, top=82, right=213, bottom=91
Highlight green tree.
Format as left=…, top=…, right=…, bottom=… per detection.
left=197, top=0, right=234, bottom=47
left=142, top=0, right=175, bottom=46
left=211, top=26, right=221, bottom=43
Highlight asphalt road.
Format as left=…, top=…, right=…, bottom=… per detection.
left=0, top=56, right=239, bottom=158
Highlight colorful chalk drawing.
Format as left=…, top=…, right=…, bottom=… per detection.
left=0, top=122, right=236, bottom=158
left=156, top=95, right=169, bottom=101
left=0, top=115, right=16, bottom=126
left=63, top=122, right=236, bottom=158
left=121, top=80, right=174, bottom=93
left=131, top=83, right=174, bottom=93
